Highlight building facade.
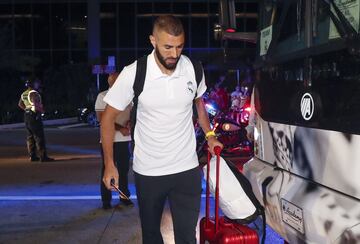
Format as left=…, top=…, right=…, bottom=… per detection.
left=0, top=0, right=257, bottom=123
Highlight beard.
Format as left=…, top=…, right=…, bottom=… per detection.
left=155, top=47, right=179, bottom=70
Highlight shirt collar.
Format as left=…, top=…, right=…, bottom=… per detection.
left=147, top=50, right=183, bottom=80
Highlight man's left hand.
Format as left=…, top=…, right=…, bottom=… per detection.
left=119, top=127, right=130, bottom=136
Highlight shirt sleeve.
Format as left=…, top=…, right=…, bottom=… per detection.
left=195, top=69, right=207, bottom=99
left=103, top=63, right=136, bottom=111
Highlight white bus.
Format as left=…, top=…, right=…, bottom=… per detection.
left=243, top=0, right=360, bottom=243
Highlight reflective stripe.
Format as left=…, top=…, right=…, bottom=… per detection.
left=21, top=89, right=41, bottom=112
left=27, top=90, right=36, bottom=106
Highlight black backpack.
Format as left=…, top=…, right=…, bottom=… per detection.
left=129, top=55, right=204, bottom=147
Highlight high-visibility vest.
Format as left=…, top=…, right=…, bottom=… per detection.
left=21, top=89, right=41, bottom=112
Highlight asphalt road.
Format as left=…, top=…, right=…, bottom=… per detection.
left=0, top=126, right=283, bottom=244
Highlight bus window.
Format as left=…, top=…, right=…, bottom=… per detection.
left=256, top=0, right=360, bottom=135
left=276, top=1, right=306, bottom=55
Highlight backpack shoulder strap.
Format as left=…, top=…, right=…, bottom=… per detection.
left=189, top=58, right=203, bottom=97
left=189, top=58, right=204, bottom=118
left=133, top=56, right=147, bottom=100
left=130, top=55, right=147, bottom=146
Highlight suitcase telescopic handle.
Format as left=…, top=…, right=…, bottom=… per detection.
left=205, top=146, right=222, bottom=232
left=214, top=146, right=222, bottom=155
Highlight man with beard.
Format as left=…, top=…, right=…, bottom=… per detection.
left=101, top=15, right=222, bottom=244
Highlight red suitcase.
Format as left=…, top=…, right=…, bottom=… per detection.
left=199, top=147, right=259, bottom=244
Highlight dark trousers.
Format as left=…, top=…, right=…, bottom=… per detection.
left=134, top=167, right=202, bottom=244
left=100, top=141, right=131, bottom=204
left=24, top=111, right=47, bottom=158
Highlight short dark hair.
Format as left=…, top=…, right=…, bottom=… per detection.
left=153, top=15, right=184, bottom=36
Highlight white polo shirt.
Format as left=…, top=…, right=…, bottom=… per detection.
left=104, top=50, right=206, bottom=176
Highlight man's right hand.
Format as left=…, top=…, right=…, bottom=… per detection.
left=102, top=162, right=119, bottom=190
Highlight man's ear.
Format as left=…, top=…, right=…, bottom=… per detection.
left=149, top=35, right=156, bottom=48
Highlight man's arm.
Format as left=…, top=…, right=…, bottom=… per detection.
left=96, top=111, right=103, bottom=123
left=195, top=97, right=223, bottom=155
left=101, top=104, right=130, bottom=190
left=18, top=98, right=25, bottom=110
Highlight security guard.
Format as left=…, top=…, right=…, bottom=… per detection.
left=18, top=78, right=54, bottom=162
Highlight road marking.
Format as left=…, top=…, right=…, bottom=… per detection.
left=58, top=123, right=89, bottom=129
left=0, top=194, right=208, bottom=201
left=0, top=196, right=124, bottom=200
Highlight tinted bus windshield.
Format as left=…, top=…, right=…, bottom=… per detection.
left=256, top=0, right=360, bottom=135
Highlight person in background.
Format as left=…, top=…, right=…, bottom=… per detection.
left=240, top=85, right=251, bottom=108
left=210, top=81, right=229, bottom=111
left=101, top=15, right=223, bottom=244
left=216, top=74, right=226, bottom=88
left=18, top=78, right=54, bottom=162
left=230, top=85, right=242, bottom=109
left=95, top=72, right=133, bottom=210
left=230, top=85, right=243, bottom=123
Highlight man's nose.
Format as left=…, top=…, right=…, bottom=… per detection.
left=170, top=48, right=178, bottom=58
